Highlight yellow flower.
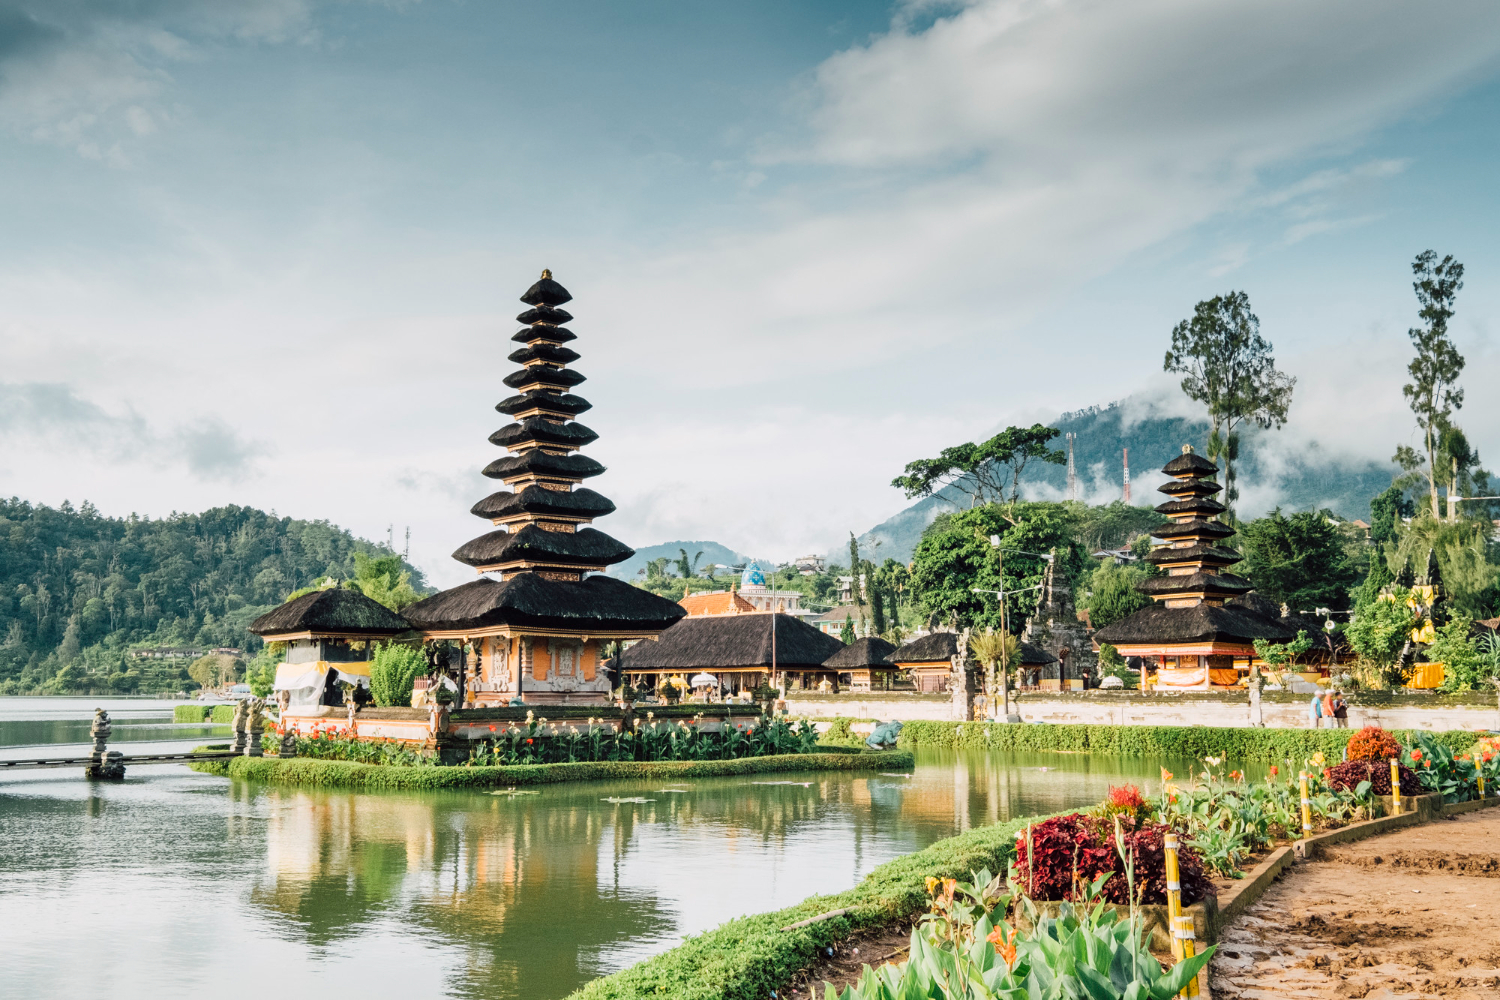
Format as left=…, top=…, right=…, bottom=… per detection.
left=925, top=876, right=939, bottom=894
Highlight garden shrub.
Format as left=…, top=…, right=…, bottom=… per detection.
left=370, top=642, right=425, bottom=707
left=210, top=705, right=234, bottom=723
left=189, top=748, right=913, bottom=791
left=1345, top=725, right=1400, bottom=761
left=1323, top=759, right=1421, bottom=796
left=1013, top=814, right=1214, bottom=906
left=897, top=720, right=1480, bottom=762
left=173, top=705, right=210, bottom=723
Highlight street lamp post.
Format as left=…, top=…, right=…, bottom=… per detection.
left=974, top=536, right=1053, bottom=723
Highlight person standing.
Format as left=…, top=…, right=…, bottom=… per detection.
left=1333, top=690, right=1349, bottom=728
left=1309, top=690, right=1323, bottom=728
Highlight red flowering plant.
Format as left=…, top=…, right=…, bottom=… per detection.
left=1346, top=725, right=1401, bottom=762
left=1323, top=758, right=1421, bottom=797
left=1096, top=784, right=1153, bottom=830
left=1395, top=731, right=1498, bottom=803
left=1011, top=813, right=1215, bottom=906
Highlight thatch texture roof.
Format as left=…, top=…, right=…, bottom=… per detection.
left=1143, top=543, right=1242, bottom=567
left=508, top=344, right=580, bottom=366
left=1161, top=452, right=1219, bottom=477
left=452, top=525, right=633, bottom=569
left=1137, top=572, right=1254, bottom=598
left=1018, top=640, right=1057, bottom=665
left=488, top=418, right=598, bottom=450
left=1157, top=478, right=1222, bottom=498
left=402, top=575, right=685, bottom=633
left=502, top=365, right=586, bottom=391
left=1154, top=518, right=1235, bottom=541
left=482, top=450, right=605, bottom=481
left=511, top=325, right=577, bottom=344
left=250, top=588, right=410, bottom=638
left=892, top=631, right=959, bottom=664
left=516, top=305, right=573, bottom=326
left=823, top=636, right=897, bottom=669
left=470, top=487, right=616, bottom=522
left=496, top=391, right=591, bottom=417
left=521, top=275, right=573, bottom=307
left=1092, top=604, right=1298, bottom=647
left=618, top=613, right=843, bottom=672
left=1155, top=497, right=1228, bottom=518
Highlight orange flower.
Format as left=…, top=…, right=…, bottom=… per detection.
left=1410, top=748, right=1424, bottom=761
left=1160, top=768, right=1173, bottom=783
left=986, top=926, right=1018, bottom=967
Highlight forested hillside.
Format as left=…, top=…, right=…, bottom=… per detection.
left=0, top=499, right=427, bottom=695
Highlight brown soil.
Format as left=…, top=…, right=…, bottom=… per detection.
left=1212, top=810, right=1500, bottom=999
left=778, top=922, right=916, bottom=998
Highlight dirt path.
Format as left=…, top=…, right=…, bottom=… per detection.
left=1211, top=809, right=1500, bottom=999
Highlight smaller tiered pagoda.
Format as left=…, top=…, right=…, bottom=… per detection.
left=1093, top=446, right=1296, bottom=688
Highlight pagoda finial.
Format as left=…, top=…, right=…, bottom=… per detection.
left=1182, top=444, right=1194, bottom=454
left=541, top=268, right=552, bottom=280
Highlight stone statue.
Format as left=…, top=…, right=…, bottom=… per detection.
left=279, top=726, right=299, bottom=758
left=866, top=720, right=903, bottom=750
left=246, top=697, right=266, bottom=757
left=229, top=699, right=250, bottom=755
left=84, top=708, right=125, bottom=780
left=465, top=641, right=480, bottom=706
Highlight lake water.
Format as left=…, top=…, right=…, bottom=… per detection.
left=1, top=698, right=1202, bottom=1000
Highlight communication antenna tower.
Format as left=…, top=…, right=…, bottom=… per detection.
left=1065, top=433, right=1078, bottom=501
left=404, top=526, right=411, bottom=560
left=1122, top=448, right=1131, bottom=504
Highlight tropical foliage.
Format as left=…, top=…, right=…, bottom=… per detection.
left=369, top=642, right=427, bottom=707
left=1238, top=508, right=1359, bottom=611
left=0, top=499, right=426, bottom=695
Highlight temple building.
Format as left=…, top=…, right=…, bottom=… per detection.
left=1092, top=447, right=1297, bottom=688
left=251, top=588, right=412, bottom=709
left=616, top=612, right=842, bottom=694
left=734, top=562, right=811, bottom=618
left=398, top=272, right=686, bottom=706
left=1021, top=555, right=1096, bottom=690
left=891, top=631, right=1055, bottom=694
left=822, top=636, right=900, bottom=692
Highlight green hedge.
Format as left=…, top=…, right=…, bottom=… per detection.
left=173, top=704, right=234, bottom=723
left=188, top=748, right=913, bottom=789
left=566, top=809, right=1064, bottom=1000
left=897, top=721, right=1482, bottom=761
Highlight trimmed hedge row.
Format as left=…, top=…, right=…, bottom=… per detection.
left=188, top=747, right=913, bottom=789
left=174, top=704, right=234, bottom=723
left=897, top=720, right=1482, bottom=761
left=566, top=809, right=1065, bottom=1000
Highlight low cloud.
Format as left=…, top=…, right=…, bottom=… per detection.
left=0, top=380, right=265, bottom=481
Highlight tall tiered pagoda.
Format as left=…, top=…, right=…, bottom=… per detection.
left=400, top=272, right=686, bottom=706
left=1092, top=446, right=1296, bottom=689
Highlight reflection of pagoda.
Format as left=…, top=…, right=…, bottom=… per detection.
left=401, top=272, right=685, bottom=705
left=1092, top=447, right=1295, bottom=689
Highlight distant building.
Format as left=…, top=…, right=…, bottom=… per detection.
left=793, top=554, right=825, bottom=575
left=678, top=587, right=757, bottom=617
left=736, top=562, right=809, bottom=617
left=812, top=604, right=867, bottom=637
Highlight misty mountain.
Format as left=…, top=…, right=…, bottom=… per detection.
left=607, top=540, right=757, bottom=581
left=854, top=397, right=1397, bottom=565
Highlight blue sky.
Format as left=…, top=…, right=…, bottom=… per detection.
left=3, top=0, right=1500, bottom=586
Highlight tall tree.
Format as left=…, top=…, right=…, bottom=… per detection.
left=847, top=534, right=864, bottom=606
left=870, top=576, right=887, bottom=634
left=1163, top=291, right=1295, bottom=510
left=1369, top=484, right=1415, bottom=547
left=892, top=424, right=1066, bottom=509
left=1393, top=250, right=1466, bottom=519
left=674, top=548, right=703, bottom=579
left=1237, top=508, right=1359, bottom=612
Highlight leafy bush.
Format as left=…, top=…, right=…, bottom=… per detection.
left=829, top=869, right=1211, bottom=1000
left=369, top=642, right=425, bottom=707
left=462, top=713, right=822, bottom=766
left=1346, top=725, right=1401, bottom=761
left=1323, top=759, right=1421, bottom=797
left=1013, top=814, right=1215, bottom=906
left=173, top=705, right=210, bottom=723
left=210, top=704, right=234, bottom=723
left=1096, top=784, right=1151, bottom=828
left=1403, top=732, right=1500, bottom=803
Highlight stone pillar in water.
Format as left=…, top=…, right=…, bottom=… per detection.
left=246, top=697, right=266, bottom=756
left=84, top=708, right=125, bottom=781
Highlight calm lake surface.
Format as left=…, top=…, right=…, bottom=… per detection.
left=2, top=698, right=1203, bottom=1000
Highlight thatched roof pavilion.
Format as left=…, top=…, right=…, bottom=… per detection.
left=1093, top=446, right=1297, bottom=689
left=891, top=631, right=1056, bottom=693
left=822, top=636, right=899, bottom=692
left=399, top=272, right=685, bottom=706
left=249, top=588, right=411, bottom=708
left=617, top=612, right=843, bottom=693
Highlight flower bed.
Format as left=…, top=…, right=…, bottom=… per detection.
left=1012, top=813, right=1215, bottom=905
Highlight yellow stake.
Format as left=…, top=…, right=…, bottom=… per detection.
left=1479, top=771, right=1485, bottom=799
left=1162, top=834, right=1199, bottom=998
left=1391, top=758, right=1401, bottom=815
left=1299, top=771, right=1312, bottom=837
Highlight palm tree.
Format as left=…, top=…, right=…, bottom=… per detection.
left=675, top=548, right=703, bottom=579
left=969, top=629, right=1019, bottom=722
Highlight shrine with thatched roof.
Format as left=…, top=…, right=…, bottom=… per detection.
left=821, top=636, right=899, bottom=691
left=398, top=272, right=686, bottom=706
left=616, top=612, right=842, bottom=695
left=249, top=588, right=411, bottom=709
left=1092, top=446, right=1298, bottom=689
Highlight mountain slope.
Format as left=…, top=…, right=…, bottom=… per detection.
left=607, top=540, right=756, bottom=581
left=856, top=397, right=1396, bottom=565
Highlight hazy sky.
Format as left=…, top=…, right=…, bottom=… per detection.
left=3, top=0, right=1500, bottom=587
